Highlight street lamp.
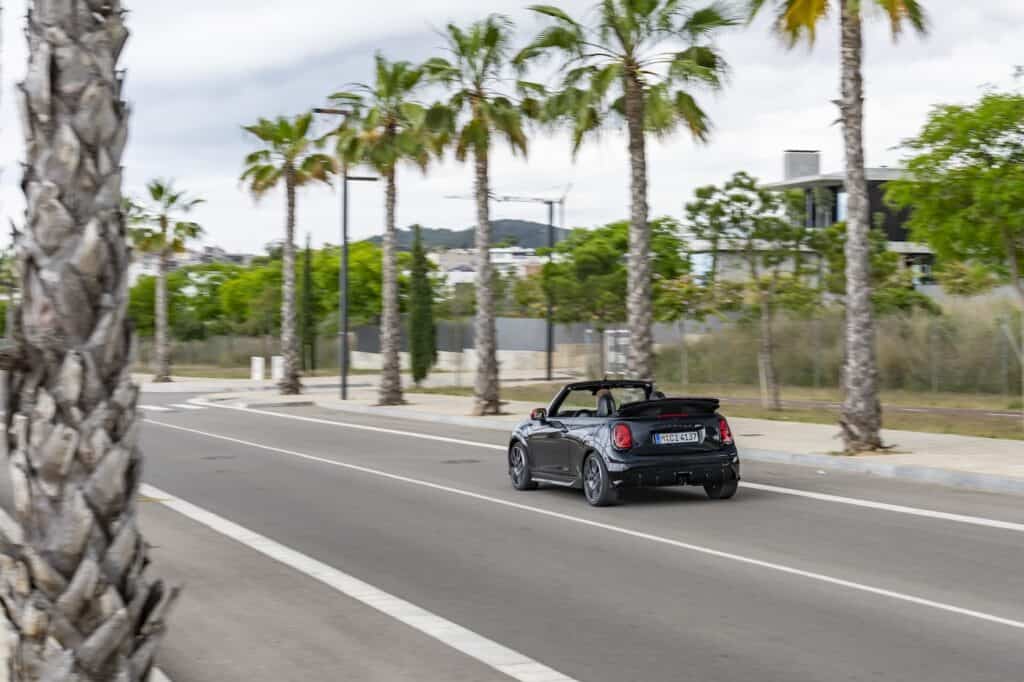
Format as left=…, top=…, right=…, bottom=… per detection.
left=313, top=108, right=378, bottom=400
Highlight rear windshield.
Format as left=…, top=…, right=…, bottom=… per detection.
left=553, top=386, right=649, bottom=416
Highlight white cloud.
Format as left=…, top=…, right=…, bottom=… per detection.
left=2, top=0, right=1023, bottom=253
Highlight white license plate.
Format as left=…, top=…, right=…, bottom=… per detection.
left=654, top=431, right=701, bottom=445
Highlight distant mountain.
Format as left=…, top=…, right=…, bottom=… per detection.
left=365, top=219, right=571, bottom=251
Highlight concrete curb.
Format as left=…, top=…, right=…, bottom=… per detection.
left=298, top=398, right=1024, bottom=497
left=741, top=448, right=1024, bottom=497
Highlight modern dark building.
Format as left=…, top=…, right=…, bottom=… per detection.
left=763, top=150, right=933, bottom=283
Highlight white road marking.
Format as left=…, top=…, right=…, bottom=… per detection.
left=138, top=404, right=173, bottom=412
left=170, top=403, right=206, bottom=411
left=190, top=400, right=1024, bottom=535
left=145, top=419, right=1024, bottom=632
left=150, top=670, right=172, bottom=682
left=741, top=482, right=1024, bottom=534
left=898, top=408, right=929, bottom=413
left=987, top=412, right=1021, bottom=418
left=141, top=482, right=577, bottom=682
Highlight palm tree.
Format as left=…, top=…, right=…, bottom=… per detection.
left=517, top=1, right=735, bottom=379
left=331, top=55, right=434, bottom=406
left=2, top=2, right=176, bottom=678
left=127, top=180, right=204, bottom=383
left=425, top=15, right=533, bottom=415
left=241, top=114, right=334, bottom=394
left=748, top=0, right=926, bottom=451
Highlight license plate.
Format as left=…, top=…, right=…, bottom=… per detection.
left=653, top=431, right=701, bottom=445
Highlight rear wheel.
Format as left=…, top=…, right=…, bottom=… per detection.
left=704, top=478, right=739, bottom=500
left=509, top=443, right=538, bottom=491
left=583, top=454, right=618, bottom=507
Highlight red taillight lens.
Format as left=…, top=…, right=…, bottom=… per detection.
left=612, top=423, right=633, bottom=450
left=718, top=418, right=734, bottom=445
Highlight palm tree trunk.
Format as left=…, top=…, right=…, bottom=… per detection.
left=473, top=150, right=500, bottom=416
left=3, top=3, right=176, bottom=679
left=379, top=168, right=403, bottom=405
left=623, top=73, right=654, bottom=380
left=837, top=0, right=882, bottom=451
left=153, top=252, right=171, bottom=382
left=280, top=172, right=302, bottom=394
left=758, top=294, right=781, bottom=410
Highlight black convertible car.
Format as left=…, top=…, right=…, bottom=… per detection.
left=508, top=380, right=740, bottom=506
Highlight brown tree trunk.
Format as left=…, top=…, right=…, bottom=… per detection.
left=379, top=168, right=403, bottom=405
left=153, top=250, right=171, bottom=383
left=473, top=149, right=500, bottom=415
left=2, top=3, right=176, bottom=679
left=280, top=172, right=302, bottom=394
left=838, top=0, right=883, bottom=451
left=623, top=71, right=654, bottom=380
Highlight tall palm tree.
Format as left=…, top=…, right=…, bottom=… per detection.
left=425, top=15, right=533, bottom=415
left=748, top=0, right=926, bottom=451
left=517, top=1, right=735, bottom=379
left=241, top=114, right=334, bottom=394
left=2, top=2, right=176, bottom=679
left=331, top=55, right=434, bottom=406
left=127, top=180, right=204, bottom=383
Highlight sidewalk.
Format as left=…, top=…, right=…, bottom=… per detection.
left=198, top=382, right=1024, bottom=496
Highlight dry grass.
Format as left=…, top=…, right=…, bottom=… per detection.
left=409, top=382, right=1024, bottom=441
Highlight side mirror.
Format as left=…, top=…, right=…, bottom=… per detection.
left=530, top=407, right=547, bottom=422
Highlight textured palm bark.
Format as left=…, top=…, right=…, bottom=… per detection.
left=2, top=2, right=177, bottom=679
left=837, top=0, right=883, bottom=451
left=279, top=172, right=301, bottom=395
left=152, top=252, right=170, bottom=383
left=472, top=150, right=500, bottom=415
left=623, top=72, right=654, bottom=380
left=378, top=169, right=403, bottom=405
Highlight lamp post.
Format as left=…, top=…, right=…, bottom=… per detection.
left=313, top=107, right=378, bottom=400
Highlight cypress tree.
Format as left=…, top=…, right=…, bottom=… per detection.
left=409, top=225, right=436, bottom=385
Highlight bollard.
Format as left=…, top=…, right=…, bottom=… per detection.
left=250, top=356, right=266, bottom=382
left=271, top=355, right=285, bottom=382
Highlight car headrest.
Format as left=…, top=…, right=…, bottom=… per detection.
left=596, top=394, right=616, bottom=417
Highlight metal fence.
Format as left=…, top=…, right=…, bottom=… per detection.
left=136, top=309, right=1022, bottom=397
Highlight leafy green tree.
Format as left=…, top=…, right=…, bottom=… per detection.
left=408, top=226, right=436, bottom=385
left=748, top=0, right=927, bottom=451
left=686, top=172, right=817, bottom=408
left=241, top=113, right=334, bottom=394
left=127, top=179, right=204, bottom=381
left=311, top=241, right=385, bottom=331
left=887, top=92, right=1024, bottom=309
left=332, top=56, right=433, bottom=405
left=220, top=263, right=283, bottom=336
left=517, top=0, right=735, bottom=380
left=425, top=15, right=535, bottom=415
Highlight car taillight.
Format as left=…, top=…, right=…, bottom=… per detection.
left=718, top=417, right=734, bottom=445
left=612, top=423, right=633, bottom=450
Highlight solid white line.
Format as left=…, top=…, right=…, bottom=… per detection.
left=145, top=419, right=1024, bottom=632
left=741, top=482, right=1024, bottom=534
left=191, top=400, right=1024, bottom=535
left=139, top=405, right=173, bottom=412
left=141, top=482, right=577, bottom=682
left=150, top=670, right=172, bottom=682
left=170, top=403, right=206, bottom=411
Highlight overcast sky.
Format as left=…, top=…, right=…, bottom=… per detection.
left=1, top=1, right=1021, bottom=254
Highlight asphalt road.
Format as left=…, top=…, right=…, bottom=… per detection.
left=18, top=392, right=1024, bottom=681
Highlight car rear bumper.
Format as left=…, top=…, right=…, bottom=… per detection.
left=607, top=451, right=740, bottom=488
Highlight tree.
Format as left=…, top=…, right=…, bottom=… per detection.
left=3, top=3, right=176, bottom=678
left=331, top=56, right=433, bottom=405
left=301, top=234, right=317, bottom=371
left=886, top=92, right=1024, bottom=309
left=748, top=0, right=927, bottom=451
left=241, top=113, right=334, bottom=394
left=425, top=15, right=534, bottom=415
left=517, top=0, right=735, bottom=380
left=408, top=226, right=436, bottom=385
left=126, top=180, right=204, bottom=382
left=685, top=172, right=817, bottom=408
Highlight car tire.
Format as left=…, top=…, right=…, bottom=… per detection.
left=583, top=453, right=618, bottom=507
left=704, top=478, right=739, bottom=500
left=509, top=443, right=538, bottom=491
